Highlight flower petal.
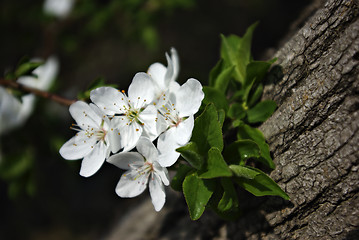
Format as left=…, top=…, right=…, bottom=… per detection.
left=157, top=131, right=181, bottom=167
left=17, top=76, right=38, bottom=89
left=90, top=87, right=127, bottom=115
left=164, top=48, right=179, bottom=88
left=153, top=162, right=169, bottom=186
left=116, top=170, right=148, bottom=198
left=164, top=53, right=174, bottom=88
left=0, top=87, right=22, bottom=133
left=89, top=103, right=109, bottom=123
left=155, top=113, right=168, bottom=136
left=107, top=127, right=122, bottom=153
left=168, top=81, right=180, bottom=93
left=69, top=101, right=101, bottom=129
left=59, top=133, right=96, bottom=160
left=79, top=140, right=109, bottom=177
left=147, top=62, right=166, bottom=90
left=136, top=137, right=158, bottom=163
left=128, top=72, right=155, bottom=108
left=149, top=172, right=166, bottom=211
left=158, top=148, right=181, bottom=168
left=120, top=121, right=143, bottom=152
left=138, top=105, right=158, bottom=141
left=170, top=48, right=179, bottom=82
left=107, top=152, right=144, bottom=170
left=175, top=78, right=204, bottom=117
left=18, top=94, right=36, bottom=124
left=34, top=56, right=59, bottom=90
left=174, top=115, right=194, bottom=145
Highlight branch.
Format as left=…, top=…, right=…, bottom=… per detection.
left=0, top=78, right=76, bottom=106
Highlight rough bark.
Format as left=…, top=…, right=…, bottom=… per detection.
left=104, top=0, right=359, bottom=239
left=249, top=0, right=359, bottom=239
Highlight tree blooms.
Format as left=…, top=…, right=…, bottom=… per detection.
left=147, top=48, right=180, bottom=101
left=157, top=78, right=204, bottom=167
left=59, top=101, right=121, bottom=177
left=59, top=48, right=204, bottom=211
left=107, top=137, right=169, bottom=211
left=90, top=73, right=158, bottom=152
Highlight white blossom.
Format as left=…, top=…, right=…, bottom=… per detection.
left=157, top=78, right=204, bottom=167
left=0, top=57, right=58, bottom=135
left=0, top=87, right=23, bottom=134
left=90, top=73, right=158, bottom=152
left=107, top=137, right=169, bottom=211
left=59, top=101, right=122, bottom=177
left=147, top=48, right=180, bottom=102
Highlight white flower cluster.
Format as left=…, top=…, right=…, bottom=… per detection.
left=0, top=57, right=59, bottom=135
left=59, top=49, right=204, bottom=211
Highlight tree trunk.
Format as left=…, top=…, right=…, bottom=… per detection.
left=105, top=0, right=359, bottom=239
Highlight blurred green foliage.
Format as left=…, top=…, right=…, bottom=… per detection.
left=61, top=0, right=196, bottom=51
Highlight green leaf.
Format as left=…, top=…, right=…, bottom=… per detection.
left=223, top=139, right=261, bottom=165
left=202, top=87, right=229, bottom=113
left=234, top=166, right=289, bottom=200
left=214, top=66, right=235, bottom=94
left=229, top=165, right=260, bottom=179
left=237, top=124, right=275, bottom=169
left=192, top=104, right=224, bottom=155
left=220, top=22, right=259, bottom=84
left=236, top=21, right=258, bottom=79
left=220, top=34, right=241, bottom=62
left=199, top=147, right=232, bottom=179
left=242, top=60, right=274, bottom=102
left=220, top=34, right=244, bottom=83
left=247, top=100, right=277, bottom=123
left=209, top=178, right=241, bottom=220
left=247, top=83, right=263, bottom=108
left=15, top=61, right=43, bottom=78
left=209, top=59, right=224, bottom=87
left=218, top=109, right=225, bottom=128
left=228, top=103, right=246, bottom=120
left=177, top=142, right=204, bottom=169
left=171, top=164, right=193, bottom=191
left=246, top=60, right=275, bottom=86
left=183, top=173, right=216, bottom=220
left=218, top=178, right=239, bottom=212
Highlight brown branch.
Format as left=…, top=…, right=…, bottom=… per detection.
left=0, top=78, right=76, bottom=106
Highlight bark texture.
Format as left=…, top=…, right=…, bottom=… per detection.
left=253, top=0, right=359, bottom=238
left=105, top=0, right=359, bottom=239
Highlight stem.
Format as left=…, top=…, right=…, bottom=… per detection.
left=0, top=79, right=76, bottom=106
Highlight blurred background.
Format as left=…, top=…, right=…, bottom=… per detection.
left=0, top=0, right=312, bottom=239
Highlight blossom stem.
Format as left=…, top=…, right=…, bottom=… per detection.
left=0, top=78, right=76, bottom=106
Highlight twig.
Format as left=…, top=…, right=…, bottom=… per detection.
left=0, top=78, right=76, bottom=106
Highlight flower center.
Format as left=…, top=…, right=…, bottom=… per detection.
left=126, top=108, right=140, bottom=123
left=158, top=96, right=182, bottom=127
left=128, top=161, right=154, bottom=183
left=94, top=128, right=107, bottom=142
left=70, top=119, right=107, bottom=143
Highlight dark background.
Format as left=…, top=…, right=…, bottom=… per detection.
left=0, top=0, right=311, bottom=239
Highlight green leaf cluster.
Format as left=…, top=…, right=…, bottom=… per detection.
left=4, top=57, right=44, bottom=82
left=172, top=23, right=289, bottom=220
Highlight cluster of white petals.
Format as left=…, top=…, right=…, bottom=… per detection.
left=60, top=49, right=204, bottom=211
left=0, top=57, right=59, bottom=135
